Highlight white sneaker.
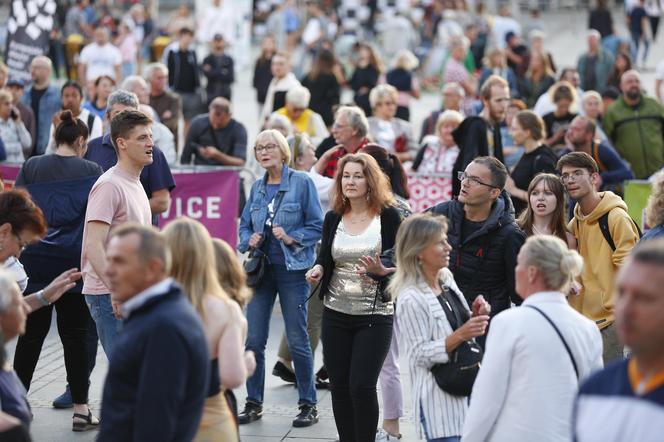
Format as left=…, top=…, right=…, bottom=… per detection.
left=375, top=428, right=402, bottom=441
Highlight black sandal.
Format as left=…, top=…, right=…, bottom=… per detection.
left=72, top=410, right=99, bottom=432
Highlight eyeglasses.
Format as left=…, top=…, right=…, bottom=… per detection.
left=255, top=144, right=278, bottom=154
left=560, top=170, right=588, bottom=184
left=13, top=232, right=29, bottom=253
left=332, top=122, right=349, bottom=130
left=457, top=171, right=499, bottom=189
left=379, top=101, right=396, bottom=106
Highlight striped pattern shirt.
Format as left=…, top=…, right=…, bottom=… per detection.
left=395, top=268, right=469, bottom=439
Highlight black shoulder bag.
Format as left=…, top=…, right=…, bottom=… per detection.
left=431, top=287, right=484, bottom=397
left=243, top=191, right=284, bottom=288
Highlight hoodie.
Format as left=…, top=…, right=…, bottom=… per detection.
left=428, top=191, right=526, bottom=316
left=569, top=191, right=640, bottom=329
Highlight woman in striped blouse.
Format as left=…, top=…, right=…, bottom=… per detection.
left=389, top=214, right=490, bottom=441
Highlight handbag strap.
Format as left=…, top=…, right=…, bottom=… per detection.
left=436, top=287, right=463, bottom=331
left=525, top=305, right=580, bottom=380
left=255, top=187, right=285, bottom=255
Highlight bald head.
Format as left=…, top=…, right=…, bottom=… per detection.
left=30, top=56, right=53, bottom=87
left=621, top=70, right=642, bottom=103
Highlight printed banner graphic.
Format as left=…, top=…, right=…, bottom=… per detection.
left=159, top=169, right=240, bottom=247
left=6, top=0, right=56, bottom=83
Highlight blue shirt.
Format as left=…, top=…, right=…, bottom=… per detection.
left=265, top=184, right=286, bottom=265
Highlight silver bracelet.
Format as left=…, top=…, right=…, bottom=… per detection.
left=35, top=290, right=50, bottom=306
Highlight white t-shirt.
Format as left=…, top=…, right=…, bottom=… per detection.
left=79, top=42, right=122, bottom=82
left=45, top=108, right=103, bottom=155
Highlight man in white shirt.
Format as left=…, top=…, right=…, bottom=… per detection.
left=78, top=27, right=122, bottom=88
left=45, top=81, right=103, bottom=154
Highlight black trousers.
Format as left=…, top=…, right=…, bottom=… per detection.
left=321, top=307, right=393, bottom=442
left=13, top=292, right=91, bottom=404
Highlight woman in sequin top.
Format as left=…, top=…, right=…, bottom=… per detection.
left=306, top=153, right=402, bottom=442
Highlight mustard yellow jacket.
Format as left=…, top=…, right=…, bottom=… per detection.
left=568, top=192, right=639, bottom=329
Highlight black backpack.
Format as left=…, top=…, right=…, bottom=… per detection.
left=595, top=208, right=642, bottom=251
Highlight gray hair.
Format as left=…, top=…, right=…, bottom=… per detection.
left=107, top=90, right=139, bottom=112
left=522, top=235, right=584, bottom=292
left=144, top=63, right=168, bottom=81
left=286, top=86, right=311, bottom=108
left=121, top=75, right=149, bottom=94
left=0, top=269, right=20, bottom=312
left=266, top=113, right=292, bottom=137
left=369, top=84, right=398, bottom=109
left=442, top=82, right=466, bottom=98
left=335, top=105, right=369, bottom=139
left=31, top=55, right=52, bottom=71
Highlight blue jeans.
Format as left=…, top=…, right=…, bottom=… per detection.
left=245, top=264, right=316, bottom=406
left=420, top=405, right=460, bottom=442
left=84, top=294, right=122, bottom=361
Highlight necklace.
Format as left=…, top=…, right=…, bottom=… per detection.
left=347, top=215, right=369, bottom=224
left=532, top=224, right=551, bottom=236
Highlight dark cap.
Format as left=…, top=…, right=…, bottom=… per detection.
left=6, top=79, right=25, bottom=88
left=213, top=33, right=225, bottom=41
left=505, top=31, right=516, bottom=43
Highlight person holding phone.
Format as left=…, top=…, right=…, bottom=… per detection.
left=0, top=90, right=32, bottom=164
left=237, top=129, right=323, bottom=428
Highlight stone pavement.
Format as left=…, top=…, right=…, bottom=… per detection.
left=5, top=8, right=664, bottom=442
left=7, top=306, right=419, bottom=442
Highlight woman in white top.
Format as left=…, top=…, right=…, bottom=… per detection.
left=367, top=84, right=417, bottom=163
left=463, top=235, right=603, bottom=442
left=391, top=214, right=490, bottom=442
left=0, top=90, right=31, bottom=163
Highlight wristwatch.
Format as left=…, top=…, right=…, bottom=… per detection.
left=35, top=290, right=50, bottom=307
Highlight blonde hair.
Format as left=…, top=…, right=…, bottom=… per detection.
left=522, top=235, right=583, bottom=293
left=163, top=217, right=229, bottom=316
left=254, top=129, right=291, bottom=165
left=0, top=90, right=12, bottom=105
left=435, top=110, right=464, bottom=134
left=646, top=170, right=664, bottom=228
left=389, top=214, right=449, bottom=299
left=212, top=238, right=252, bottom=308
left=392, top=49, right=419, bottom=71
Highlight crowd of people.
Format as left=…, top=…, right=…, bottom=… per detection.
left=1, top=0, right=664, bottom=441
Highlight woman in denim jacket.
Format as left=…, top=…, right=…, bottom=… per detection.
left=237, top=129, right=323, bottom=428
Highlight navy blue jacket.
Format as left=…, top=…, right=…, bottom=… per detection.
left=19, top=175, right=100, bottom=293
left=98, top=283, right=209, bottom=442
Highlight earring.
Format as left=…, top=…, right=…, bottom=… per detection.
left=343, top=195, right=348, bottom=204
left=366, top=188, right=371, bottom=202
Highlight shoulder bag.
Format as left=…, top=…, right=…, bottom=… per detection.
left=430, top=287, right=483, bottom=397
left=243, top=190, right=284, bottom=288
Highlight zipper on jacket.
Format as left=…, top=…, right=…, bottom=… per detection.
left=634, top=108, right=649, bottom=177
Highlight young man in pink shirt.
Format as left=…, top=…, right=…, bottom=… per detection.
left=81, top=109, right=154, bottom=358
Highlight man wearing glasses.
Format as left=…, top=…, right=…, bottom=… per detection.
left=428, top=156, right=525, bottom=345
left=557, top=152, right=640, bottom=363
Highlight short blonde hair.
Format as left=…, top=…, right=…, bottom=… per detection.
left=435, top=110, right=463, bottom=134
left=392, top=49, right=419, bottom=71
left=646, top=171, right=664, bottom=228
left=255, top=129, right=291, bottom=165
left=522, top=235, right=583, bottom=293
left=0, top=90, right=12, bottom=105
left=582, top=90, right=602, bottom=105
left=369, top=84, right=398, bottom=110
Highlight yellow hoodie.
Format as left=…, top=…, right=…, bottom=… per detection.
left=568, top=192, right=639, bottom=329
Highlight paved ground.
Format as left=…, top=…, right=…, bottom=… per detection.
left=5, top=8, right=664, bottom=442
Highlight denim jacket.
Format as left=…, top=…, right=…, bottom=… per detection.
left=22, top=85, right=62, bottom=155
left=238, top=164, right=323, bottom=271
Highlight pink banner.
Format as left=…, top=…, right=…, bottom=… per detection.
left=407, top=174, right=453, bottom=213
left=1, top=164, right=21, bottom=189
left=159, top=169, right=240, bottom=247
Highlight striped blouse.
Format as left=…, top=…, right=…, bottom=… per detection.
left=395, top=268, right=470, bottom=439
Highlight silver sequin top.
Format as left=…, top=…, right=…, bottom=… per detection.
left=324, top=216, right=394, bottom=316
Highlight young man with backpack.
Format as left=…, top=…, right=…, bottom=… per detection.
left=558, top=152, right=640, bottom=363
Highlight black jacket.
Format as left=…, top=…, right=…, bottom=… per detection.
left=316, top=206, right=402, bottom=303
left=98, top=283, right=209, bottom=442
left=451, top=116, right=504, bottom=197
left=428, top=191, right=525, bottom=315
